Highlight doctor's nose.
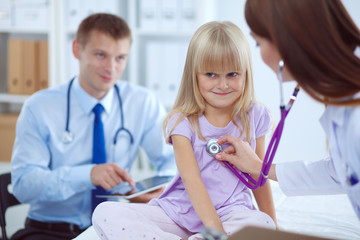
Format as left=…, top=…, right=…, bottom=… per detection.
left=104, top=58, right=117, bottom=74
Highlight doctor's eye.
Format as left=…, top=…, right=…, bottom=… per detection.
left=206, top=72, right=216, bottom=78
left=255, top=42, right=259, bottom=47
left=96, top=52, right=105, bottom=58
left=117, top=55, right=127, bottom=61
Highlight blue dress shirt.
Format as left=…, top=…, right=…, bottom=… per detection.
left=11, top=78, right=176, bottom=228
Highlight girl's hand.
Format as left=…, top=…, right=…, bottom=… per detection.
left=215, top=135, right=262, bottom=176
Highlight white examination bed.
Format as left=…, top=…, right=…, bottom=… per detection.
left=73, top=181, right=360, bottom=240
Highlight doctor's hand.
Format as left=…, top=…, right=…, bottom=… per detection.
left=215, top=135, right=262, bottom=176
left=91, top=163, right=135, bottom=191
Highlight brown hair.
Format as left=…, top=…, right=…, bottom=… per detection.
left=76, top=13, right=132, bottom=47
left=245, top=0, right=360, bottom=105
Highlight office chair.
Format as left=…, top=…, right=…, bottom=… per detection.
left=0, top=172, right=20, bottom=240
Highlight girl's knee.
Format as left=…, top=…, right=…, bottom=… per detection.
left=252, top=211, right=276, bottom=229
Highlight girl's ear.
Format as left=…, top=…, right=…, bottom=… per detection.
left=72, top=40, right=80, bottom=60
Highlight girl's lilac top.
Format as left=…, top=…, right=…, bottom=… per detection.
left=149, top=103, right=272, bottom=232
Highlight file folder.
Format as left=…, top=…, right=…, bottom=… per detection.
left=8, top=39, right=24, bottom=94
left=37, top=40, right=49, bottom=90
left=23, top=40, right=37, bottom=94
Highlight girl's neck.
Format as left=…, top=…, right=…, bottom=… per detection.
left=204, top=107, right=232, bottom=128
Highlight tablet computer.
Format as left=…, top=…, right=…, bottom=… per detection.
left=96, top=175, right=174, bottom=200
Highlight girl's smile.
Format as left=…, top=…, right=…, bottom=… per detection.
left=197, top=71, right=244, bottom=110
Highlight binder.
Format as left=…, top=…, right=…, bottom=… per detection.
left=13, top=0, right=49, bottom=28
left=37, top=40, right=49, bottom=90
left=0, top=0, right=11, bottom=27
left=99, top=0, right=119, bottom=15
left=22, top=40, right=37, bottom=94
left=0, top=114, right=19, bottom=162
left=159, top=0, right=179, bottom=30
left=139, top=0, right=159, bottom=30
left=67, top=39, right=78, bottom=80
left=161, top=42, right=179, bottom=106
left=146, top=41, right=161, bottom=99
left=180, top=0, right=196, bottom=30
left=8, top=39, right=24, bottom=94
left=83, top=0, right=97, bottom=19
left=66, top=0, right=83, bottom=30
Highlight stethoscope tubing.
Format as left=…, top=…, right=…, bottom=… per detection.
left=223, top=61, right=299, bottom=189
left=64, top=77, right=134, bottom=145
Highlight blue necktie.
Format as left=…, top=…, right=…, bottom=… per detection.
left=91, top=103, right=107, bottom=213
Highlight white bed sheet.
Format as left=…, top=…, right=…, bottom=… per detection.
left=271, top=181, right=360, bottom=240
left=74, top=181, right=360, bottom=240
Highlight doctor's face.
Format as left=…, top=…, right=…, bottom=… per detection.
left=73, top=30, right=131, bottom=100
left=250, top=32, right=294, bottom=82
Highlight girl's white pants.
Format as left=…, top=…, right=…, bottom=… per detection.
left=92, top=201, right=275, bottom=240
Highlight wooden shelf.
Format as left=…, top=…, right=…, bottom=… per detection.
left=0, top=93, right=29, bottom=104
left=0, top=27, right=48, bottom=34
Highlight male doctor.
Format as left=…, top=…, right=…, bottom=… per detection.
left=11, top=13, right=176, bottom=240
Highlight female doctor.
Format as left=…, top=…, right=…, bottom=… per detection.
left=216, top=0, right=360, bottom=220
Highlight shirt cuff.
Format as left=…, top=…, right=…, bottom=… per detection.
left=68, top=164, right=96, bottom=192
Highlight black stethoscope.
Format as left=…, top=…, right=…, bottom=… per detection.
left=62, top=78, right=134, bottom=146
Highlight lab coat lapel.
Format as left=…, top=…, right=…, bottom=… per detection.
left=320, top=106, right=346, bottom=180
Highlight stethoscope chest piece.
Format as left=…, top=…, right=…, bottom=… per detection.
left=62, top=131, right=73, bottom=144
left=206, top=139, right=223, bottom=157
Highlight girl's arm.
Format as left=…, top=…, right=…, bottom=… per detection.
left=172, top=134, right=225, bottom=234
left=251, top=136, right=278, bottom=227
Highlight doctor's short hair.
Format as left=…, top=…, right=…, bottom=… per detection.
left=76, top=13, right=132, bottom=47
left=165, top=21, right=255, bottom=142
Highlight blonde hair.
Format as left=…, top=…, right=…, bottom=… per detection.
left=163, top=21, right=255, bottom=142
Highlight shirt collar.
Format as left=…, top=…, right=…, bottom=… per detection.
left=326, top=106, right=346, bottom=127
left=72, top=77, right=114, bottom=115
left=321, top=92, right=360, bottom=127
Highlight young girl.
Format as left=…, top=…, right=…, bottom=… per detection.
left=92, top=21, right=276, bottom=240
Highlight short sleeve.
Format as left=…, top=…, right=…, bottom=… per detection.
left=166, top=113, right=194, bottom=145
left=252, top=104, right=272, bottom=138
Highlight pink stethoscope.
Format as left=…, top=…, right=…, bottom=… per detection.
left=206, top=61, right=300, bottom=189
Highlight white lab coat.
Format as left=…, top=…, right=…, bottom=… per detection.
left=276, top=94, right=360, bottom=220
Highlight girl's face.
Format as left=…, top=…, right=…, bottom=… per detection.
left=250, top=32, right=294, bottom=82
left=197, top=71, right=244, bottom=111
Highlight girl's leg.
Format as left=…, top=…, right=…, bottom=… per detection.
left=220, top=209, right=275, bottom=236
left=187, top=209, right=275, bottom=240
left=92, top=201, right=190, bottom=240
